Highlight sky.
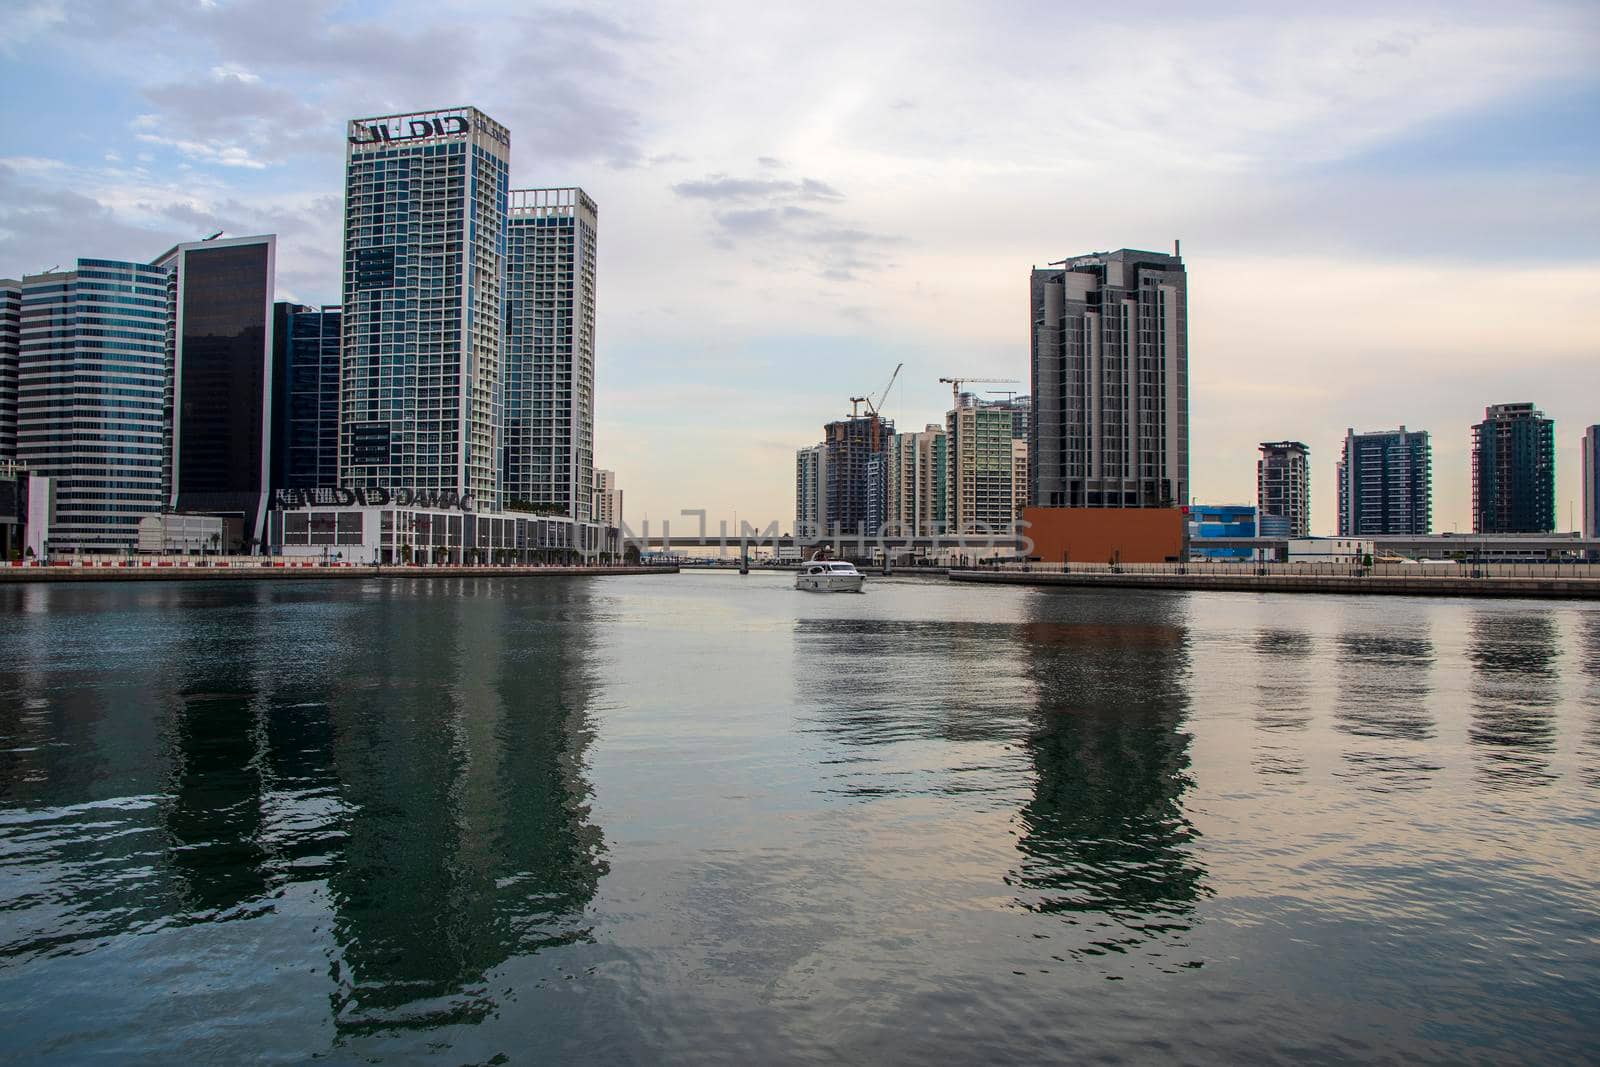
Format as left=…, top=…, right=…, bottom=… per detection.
left=2, top=0, right=1597, bottom=535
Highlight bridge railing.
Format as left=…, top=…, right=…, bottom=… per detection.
left=981, top=561, right=1600, bottom=580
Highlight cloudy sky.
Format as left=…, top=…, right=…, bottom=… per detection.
left=3, top=0, right=1597, bottom=534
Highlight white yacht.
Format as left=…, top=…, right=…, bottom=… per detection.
left=795, top=560, right=866, bottom=593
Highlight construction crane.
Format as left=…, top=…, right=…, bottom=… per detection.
left=847, top=396, right=869, bottom=417
left=939, top=375, right=1018, bottom=408
left=864, top=362, right=903, bottom=417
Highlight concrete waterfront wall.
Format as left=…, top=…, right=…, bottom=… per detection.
left=949, top=566, right=1600, bottom=599
left=0, top=563, right=678, bottom=584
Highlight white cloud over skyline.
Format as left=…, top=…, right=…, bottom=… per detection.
left=2, top=0, right=1597, bottom=533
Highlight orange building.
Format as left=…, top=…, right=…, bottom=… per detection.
left=1022, top=507, right=1187, bottom=564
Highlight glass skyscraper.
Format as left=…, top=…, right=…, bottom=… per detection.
left=503, top=187, right=598, bottom=520
left=272, top=303, right=342, bottom=491
left=0, top=279, right=18, bottom=463
left=340, top=107, right=511, bottom=509
left=18, top=260, right=169, bottom=552
left=154, top=235, right=276, bottom=549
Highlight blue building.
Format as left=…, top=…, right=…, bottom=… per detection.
left=17, top=260, right=170, bottom=552
left=1188, top=504, right=1256, bottom=559
left=272, top=302, right=342, bottom=492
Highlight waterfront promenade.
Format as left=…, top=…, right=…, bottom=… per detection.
left=953, top=561, right=1600, bottom=599
left=0, top=561, right=677, bottom=583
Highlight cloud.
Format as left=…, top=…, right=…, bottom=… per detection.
left=673, top=175, right=844, bottom=202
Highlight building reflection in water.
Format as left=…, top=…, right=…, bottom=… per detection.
left=1252, top=628, right=1314, bottom=777
left=321, top=580, right=607, bottom=1036
left=1333, top=622, right=1439, bottom=792
left=1011, top=593, right=1209, bottom=968
left=1578, top=610, right=1600, bottom=789
left=1467, top=608, right=1559, bottom=789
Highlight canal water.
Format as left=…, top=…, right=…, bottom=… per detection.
left=1, top=573, right=1596, bottom=1063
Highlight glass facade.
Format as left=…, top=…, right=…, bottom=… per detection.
left=272, top=303, right=342, bottom=491
left=948, top=396, right=1027, bottom=533
left=503, top=188, right=597, bottom=521
left=17, top=261, right=169, bottom=552
left=340, top=108, right=511, bottom=509
left=0, top=280, right=18, bottom=463
left=158, top=237, right=275, bottom=547
left=1258, top=441, right=1310, bottom=539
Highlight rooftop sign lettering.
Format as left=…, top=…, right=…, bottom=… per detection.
left=348, top=110, right=508, bottom=148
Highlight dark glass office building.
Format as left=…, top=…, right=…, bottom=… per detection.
left=271, top=303, right=341, bottom=491
left=1471, top=402, right=1555, bottom=534
left=153, top=235, right=276, bottom=550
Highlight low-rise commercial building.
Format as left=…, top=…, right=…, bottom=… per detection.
left=1287, top=537, right=1374, bottom=564
left=137, top=513, right=226, bottom=555
left=1188, top=504, right=1256, bottom=560
left=266, top=491, right=617, bottom=565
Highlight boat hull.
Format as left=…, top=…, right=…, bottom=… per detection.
left=795, top=573, right=865, bottom=593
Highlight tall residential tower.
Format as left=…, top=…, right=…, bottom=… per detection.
left=1582, top=424, right=1598, bottom=540
left=340, top=107, right=511, bottom=508
left=1337, top=426, right=1431, bottom=536
left=1471, top=402, right=1554, bottom=534
left=1258, top=441, right=1310, bottom=538
left=503, top=187, right=598, bottom=520
left=1029, top=248, right=1187, bottom=509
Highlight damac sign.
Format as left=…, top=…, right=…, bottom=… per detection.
left=274, top=488, right=476, bottom=511
left=348, top=111, right=509, bottom=148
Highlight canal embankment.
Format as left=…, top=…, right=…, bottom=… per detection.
left=950, top=564, right=1600, bottom=599
left=0, top=562, right=678, bottom=583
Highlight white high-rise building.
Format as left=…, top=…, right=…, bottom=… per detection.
left=1582, top=424, right=1599, bottom=540
left=593, top=468, right=622, bottom=528
left=504, top=187, right=598, bottom=520
left=886, top=424, right=946, bottom=536
left=795, top=444, right=827, bottom=537
left=339, top=107, right=511, bottom=509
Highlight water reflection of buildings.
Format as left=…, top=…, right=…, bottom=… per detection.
left=1252, top=628, right=1314, bottom=777
left=1333, top=624, right=1439, bottom=792
left=1013, top=595, right=1209, bottom=966
left=1582, top=610, right=1600, bottom=789
left=1468, top=609, right=1559, bottom=789
left=321, top=580, right=607, bottom=1034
